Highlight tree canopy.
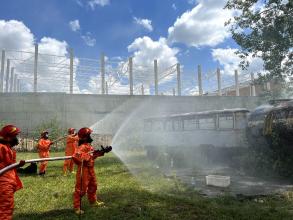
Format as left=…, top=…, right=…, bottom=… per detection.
left=225, top=0, right=293, bottom=81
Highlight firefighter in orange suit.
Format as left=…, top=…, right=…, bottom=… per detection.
left=72, top=127, right=105, bottom=215
left=37, top=131, right=53, bottom=175
left=0, top=125, right=25, bottom=220
left=63, top=128, right=79, bottom=176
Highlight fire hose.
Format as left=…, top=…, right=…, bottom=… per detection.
left=0, top=156, right=73, bottom=176
left=0, top=146, right=112, bottom=176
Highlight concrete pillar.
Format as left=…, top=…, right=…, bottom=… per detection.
left=0, top=50, right=5, bottom=92
left=154, top=59, right=158, bottom=95
left=217, top=68, right=221, bottom=96
left=141, top=84, right=144, bottom=95
left=129, top=57, right=133, bottom=95
left=250, top=73, right=256, bottom=96
left=173, top=88, right=175, bottom=96
left=100, top=52, right=105, bottom=94
left=198, top=65, right=203, bottom=96
left=13, top=74, right=17, bottom=92
left=105, top=81, right=108, bottom=95
left=176, top=63, right=181, bottom=96
left=69, top=48, right=74, bottom=94
left=5, top=59, right=10, bottom=93
left=9, top=67, right=14, bottom=92
left=17, top=79, right=20, bottom=92
left=234, top=70, right=239, bottom=96
left=33, top=44, right=38, bottom=92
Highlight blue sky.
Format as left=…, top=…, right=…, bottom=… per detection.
left=0, top=0, right=264, bottom=94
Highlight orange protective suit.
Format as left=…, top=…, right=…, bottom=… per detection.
left=37, top=138, right=52, bottom=173
left=63, top=134, right=79, bottom=173
left=72, top=143, right=104, bottom=209
left=0, top=143, right=23, bottom=220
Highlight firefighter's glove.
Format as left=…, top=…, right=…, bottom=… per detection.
left=18, top=160, right=26, bottom=167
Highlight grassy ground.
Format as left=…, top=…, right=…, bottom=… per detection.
left=13, top=152, right=293, bottom=220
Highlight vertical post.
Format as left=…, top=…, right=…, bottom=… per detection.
left=17, top=79, right=20, bottom=92
left=176, top=63, right=181, bottom=96
left=141, top=84, right=144, bottom=95
left=172, top=88, right=175, bottom=96
left=13, top=74, right=17, bottom=92
left=0, top=50, right=5, bottom=92
left=129, top=57, right=133, bottom=95
left=250, top=73, right=256, bottom=96
left=198, top=65, right=203, bottom=96
left=154, top=59, right=158, bottom=95
left=217, top=68, right=221, bottom=96
left=105, top=81, right=108, bottom=95
left=100, top=52, right=105, bottom=94
left=5, top=59, right=10, bottom=93
left=234, top=70, right=239, bottom=96
left=69, top=48, right=74, bottom=94
left=33, top=44, right=38, bottom=93
left=10, top=67, right=14, bottom=92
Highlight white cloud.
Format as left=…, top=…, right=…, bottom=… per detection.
left=88, top=0, right=110, bottom=10
left=212, top=48, right=264, bottom=76
left=133, top=17, right=153, bottom=32
left=69, top=19, right=80, bottom=32
left=0, top=20, right=34, bottom=50
left=81, top=32, right=96, bottom=47
left=168, top=0, right=233, bottom=47
left=0, top=20, right=80, bottom=93
left=127, top=36, right=179, bottom=84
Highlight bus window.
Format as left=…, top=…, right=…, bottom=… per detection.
left=218, top=114, right=233, bottom=129
left=173, top=119, right=183, bottom=131
left=235, top=113, right=247, bottom=129
left=184, top=118, right=198, bottom=130
left=165, top=120, right=173, bottom=131
left=198, top=116, right=216, bottom=130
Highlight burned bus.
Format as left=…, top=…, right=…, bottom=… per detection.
left=143, top=108, right=249, bottom=167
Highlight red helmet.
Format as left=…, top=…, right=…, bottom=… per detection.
left=78, top=127, right=92, bottom=139
left=68, top=128, right=75, bottom=134
left=0, top=125, right=21, bottom=141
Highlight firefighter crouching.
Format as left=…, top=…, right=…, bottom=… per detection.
left=0, top=125, right=25, bottom=220
left=72, top=127, right=112, bottom=215
left=63, top=128, right=79, bottom=176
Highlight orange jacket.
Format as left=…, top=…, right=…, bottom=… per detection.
left=73, top=143, right=104, bottom=167
left=65, top=135, right=78, bottom=156
left=37, top=138, right=52, bottom=158
left=0, top=144, right=23, bottom=191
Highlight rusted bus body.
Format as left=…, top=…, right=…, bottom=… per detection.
left=91, top=133, right=113, bottom=147
left=247, top=99, right=293, bottom=147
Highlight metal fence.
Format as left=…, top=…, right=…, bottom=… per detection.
left=0, top=45, right=267, bottom=96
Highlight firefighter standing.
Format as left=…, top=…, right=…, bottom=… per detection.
left=72, top=127, right=105, bottom=215
left=0, top=125, right=25, bottom=220
left=63, top=128, right=79, bottom=176
left=37, top=131, right=53, bottom=175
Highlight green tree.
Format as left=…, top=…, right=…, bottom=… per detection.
left=225, top=0, right=293, bottom=80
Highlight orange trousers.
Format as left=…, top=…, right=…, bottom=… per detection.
left=63, top=159, right=74, bottom=173
left=73, top=166, right=97, bottom=209
left=38, top=151, right=49, bottom=173
left=0, top=184, right=15, bottom=220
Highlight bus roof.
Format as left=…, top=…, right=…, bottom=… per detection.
left=145, top=108, right=249, bottom=120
